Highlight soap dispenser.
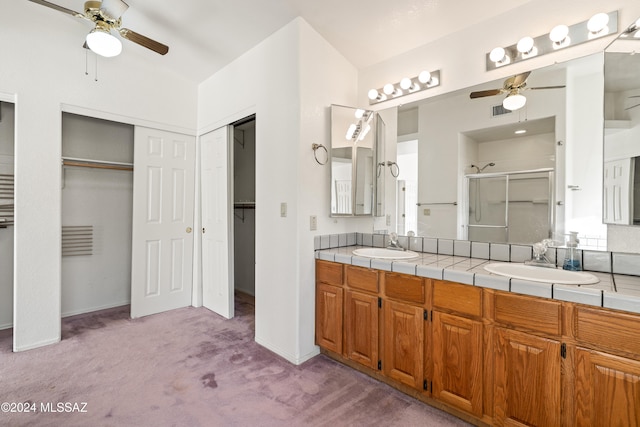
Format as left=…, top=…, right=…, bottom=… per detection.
left=562, top=231, right=581, bottom=271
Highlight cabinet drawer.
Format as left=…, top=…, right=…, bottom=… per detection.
left=494, top=292, right=561, bottom=337
left=575, top=306, right=640, bottom=357
left=346, top=265, right=379, bottom=293
left=316, top=260, right=343, bottom=286
left=384, top=273, right=425, bottom=305
left=433, top=280, right=482, bottom=318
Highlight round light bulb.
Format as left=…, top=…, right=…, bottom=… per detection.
left=400, top=77, right=412, bottom=90
left=502, top=93, right=527, bottom=111
left=383, top=83, right=395, bottom=95
left=354, top=109, right=364, bottom=119
left=587, top=13, right=609, bottom=33
left=418, top=71, right=431, bottom=84
left=489, top=47, right=506, bottom=63
left=368, top=89, right=379, bottom=100
left=549, top=24, right=569, bottom=43
left=517, top=36, right=534, bottom=54
left=86, top=29, right=122, bottom=57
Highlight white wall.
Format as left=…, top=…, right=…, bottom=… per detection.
left=1, top=2, right=197, bottom=351
left=198, top=18, right=369, bottom=364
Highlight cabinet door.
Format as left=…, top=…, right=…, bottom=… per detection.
left=432, top=311, right=483, bottom=417
left=493, top=328, right=561, bottom=427
left=575, top=347, right=640, bottom=426
left=316, top=283, right=343, bottom=353
left=383, top=300, right=424, bottom=389
left=345, top=291, right=379, bottom=369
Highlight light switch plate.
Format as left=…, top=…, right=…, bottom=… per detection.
left=280, top=202, right=287, bottom=217
left=310, top=215, right=317, bottom=230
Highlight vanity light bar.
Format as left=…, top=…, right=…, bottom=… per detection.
left=368, top=69, right=441, bottom=105
left=486, top=11, right=618, bottom=71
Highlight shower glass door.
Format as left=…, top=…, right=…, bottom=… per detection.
left=467, top=176, right=508, bottom=242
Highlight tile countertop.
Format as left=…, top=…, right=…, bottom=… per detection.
left=315, top=246, right=640, bottom=315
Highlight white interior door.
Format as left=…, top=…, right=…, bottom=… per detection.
left=201, top=126, right=234, bottom=319
left=131, top=127, right=195, bottom=318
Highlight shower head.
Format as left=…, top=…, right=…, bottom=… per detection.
left=470, top=162, right=495, bottom=173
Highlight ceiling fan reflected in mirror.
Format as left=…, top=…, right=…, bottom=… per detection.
left=470, top=71, right=565, bottom=111
left=626, top=95, right=640, bottom=111
left=28, top=0, right=169, bottom=57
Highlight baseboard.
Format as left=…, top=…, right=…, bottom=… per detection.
left=61, top=300, right=131, bottom=318
left=0, top=321, right=13, bottom=331
left=14, top=336, right=61, bottom=352
left=255, top=336, right=321, bottom=365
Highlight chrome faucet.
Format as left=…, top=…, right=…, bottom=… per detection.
left=525, top=239, right=556, bottom=268
left=387, top=232, right=405, bottom=251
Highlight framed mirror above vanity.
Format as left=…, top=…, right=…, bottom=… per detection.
left=330, top=105, right=385, bottom=217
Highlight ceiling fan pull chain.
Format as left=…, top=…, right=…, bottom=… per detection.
left=85, top=48, right=89, bottom=76
left=95, top=53, right=98, bottom=82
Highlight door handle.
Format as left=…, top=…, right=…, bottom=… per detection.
left=186, top=227, right=192, bottom=233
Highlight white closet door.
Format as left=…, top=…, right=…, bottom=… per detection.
left=201, top=126, right=234, bottom=319
left=131, top=127, right=195, bottom=318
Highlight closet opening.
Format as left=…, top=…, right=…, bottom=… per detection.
left=61, top=113, right=134, bottom=325
left=232, top=115, right=256, bottom=313
left=0, top=101, right=15, bottom=340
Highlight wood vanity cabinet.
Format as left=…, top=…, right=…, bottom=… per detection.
left=315, top=260, right=344, bottom=354
left=571, top=306, right=640, bottom=426
left=382, top=273, right=426, bottom=390
left=431, top=280, right=483, bottom=418
left=490, top=291, right=562, bottom=427
left=344, top=265, right=379, bottom=369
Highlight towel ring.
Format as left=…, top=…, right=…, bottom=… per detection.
left=312, top=143, right=328, bottom=165
left=387, top=161, right=400, bottom=178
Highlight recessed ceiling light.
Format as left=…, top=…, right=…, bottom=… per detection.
left=515, top=129, right=527, bottom=135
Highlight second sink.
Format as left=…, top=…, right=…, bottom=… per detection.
left=484, top=263, right=599, bottom=285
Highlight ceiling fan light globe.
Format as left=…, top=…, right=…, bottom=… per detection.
left=503, top=93, right=526, bottom=111
left=86, top=30, right=122, bottom=57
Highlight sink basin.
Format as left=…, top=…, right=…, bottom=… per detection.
left=352, top=248, right=420, bottom=260
left=483, top=263, right=599, bottom=285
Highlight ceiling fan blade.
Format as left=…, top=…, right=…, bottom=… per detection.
left=101, top=0, right=129, bottom=19
left=528, top=85, right=566, bottom=90
left=28, top=0, right=83, bottom=17
left=470, top=89, right=503, bottom=99
left=629, top=95, right=640, bottom=98
left=119, top=28, right=169, bottom=55
left=625, top=104, right=640, bottom=111
left=511, top=71, right=531, bottom=87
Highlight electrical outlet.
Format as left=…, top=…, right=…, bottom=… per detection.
left=424, top=208, right=431, bottom=216
left=280, top=202, right=287, bottom=217
left=310, top=215, right=317, bottom=231
left=386, top=214, right=391, bottom=226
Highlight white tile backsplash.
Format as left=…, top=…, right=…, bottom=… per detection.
left=471, top=242, right=490, bottom=259
left=423, top=238, right=438, bottom=254
left=612, top=253, right=640, bottom=276
left=409, top=237, right=423, bottom=252
left=453, top=240, right=471, bottom=257
left=510, top=245, right=532, bottom=263
left=438, top=239, right=454, bottom=255
left=490, top=244, right=510, bottom=262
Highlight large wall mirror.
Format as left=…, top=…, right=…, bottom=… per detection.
left=383, top=51, right=608, bottom=249
left=330, top=105, right=385, bottom=217
left=603, top=18, right=640, bottom=226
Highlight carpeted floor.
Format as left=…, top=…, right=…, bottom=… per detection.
left=0, top=295, right=471, bottom=426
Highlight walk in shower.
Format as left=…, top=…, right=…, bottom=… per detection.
left=465, top=168, right=554, bottom=244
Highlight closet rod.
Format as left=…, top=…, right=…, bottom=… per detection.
left=61, top=157, right=133, bottom=172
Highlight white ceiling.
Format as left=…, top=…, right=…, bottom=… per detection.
left=28, top=0, right=536, bottom=83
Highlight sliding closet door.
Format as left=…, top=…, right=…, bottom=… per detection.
left=131, top=127, right=195, bottom=318
left=201, top=126, right=234, bottom=319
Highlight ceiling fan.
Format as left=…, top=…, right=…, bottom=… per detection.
left=470, top=71, right=565, bottom=111
left=28, top=0, right=168, bottom=57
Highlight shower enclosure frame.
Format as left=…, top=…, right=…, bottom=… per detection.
left=462, top=168, right=555, bottom=243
